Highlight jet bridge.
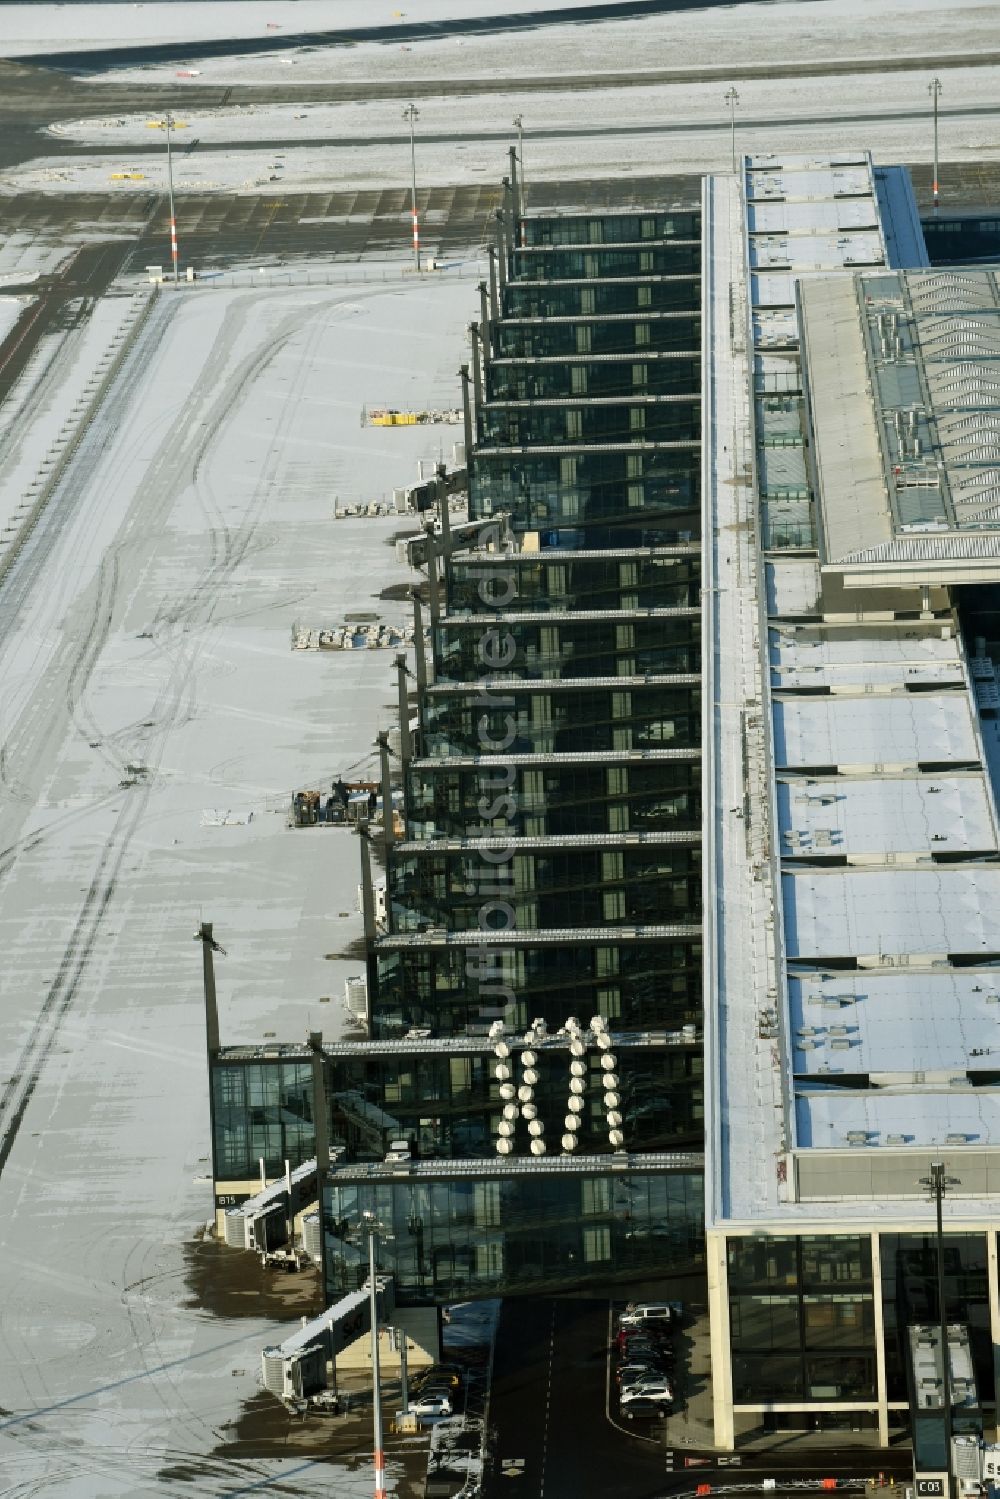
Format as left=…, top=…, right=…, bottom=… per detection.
left=261, top=1277, right=395, bottom=1403
left=221, top=1154, right=330, bottom=1256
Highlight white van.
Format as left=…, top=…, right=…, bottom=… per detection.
left=619, top=1302, right=681, bottom=1328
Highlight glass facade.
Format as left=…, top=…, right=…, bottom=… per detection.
left=479, top=398, right=700, bottom=448
left=728, top=1235, right=878, bottom=1404
left=420, top=681, right=700, bottom=757
left=521, top=210, right=700, bottom=246
left=210, top=1043, right=702, bottom=1192
left=323, top=1167, right=704, bottom=1303
left=406, top=755, right=701, bottom=839
left=469, top=448, right=699, bottom=534
left=211, top=1058, right=315, bottom=1179
left=432, top=613, right=700, bottom=682
left=203, top=202, right=711, bottom=1311
left=880, top=1232, right=993, bottom=1412
left=387, top=841, right=701, bottom=933
left=447, top=550, right=700, bottom=615
left=493, top=314, right=700, bottom=359
left=372, top=934, right=702, bottom=1037
left=325, top=1044, right=702, bottom=1162
left=503, top=278, right=699, bottom=319
left=487, top=355, right=700, bottom=402
left=512, top=244, right=700, bottom=279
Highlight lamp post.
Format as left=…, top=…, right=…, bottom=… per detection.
left=363, top=1212, right=387, bottom=1499
left=403, top=103, right=420, bottom=272
left=929, top=77, right=942, bottom=214
left=513, top=113, right=525, bottom=209
left=724, top=88, right=740, bottom=175
left=918, top=1163, right=961, bottom=1495
left=164, top=111, right=179, bottom=283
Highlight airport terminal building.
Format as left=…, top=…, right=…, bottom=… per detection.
left=703, top=155, right=1000, bottom=1452
left=204, top=150, right=1000, bottom=1455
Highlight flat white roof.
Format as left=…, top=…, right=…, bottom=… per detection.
left=753, top=231, right=884, bottom=272
left=783, top=866, right=1000, bottom=959
left=706, top=152, right=1000, bottom=1225
left=773, top=693, right=979, bottom=768
left=796, top=1089, right=1000, bottom=1150
left=770, top=624, right=963, bottom=690
left=745, top=165, right=873, bottom=203
left=777, top=775, right=996, bottom=858
left=766, top=558, right=822, bottom=617
left=748, top=199, right=879, bottom=235
left=788, top=971, right=1000, bottom=1078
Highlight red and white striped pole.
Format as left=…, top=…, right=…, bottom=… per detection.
left=367, top=1218, right=387, bottom=1499
left=165, top=111, right=179, bottom=282
left=929, top=77, right=942, bottom=215
left=404, top=103, right=421, bottom=272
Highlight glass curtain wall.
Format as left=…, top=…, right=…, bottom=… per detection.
left=494, top=315, right=700, bottom=359
left=433, top=614, right=700, bottom=681
left=387, top=843, right=701, bottom=933
left=326, top=1045, right=702, bottom=1161
left=323, top=1168, right=705, bottom=1302
left=512, top=244, right=700, bottom=278
left=503, top=279, right=699, bottom=318
left=521, top=211, right=700, bottom=245
left=372, top=936, right=703, bottom=1036
left=420, top=681, right=700, bottom=757
left=728, top=1235, right=878, bottom=1404
left=211, top=1059, right=315, bottom=1179
left=447, top=552, right=701, bottom=614
left=406, top=756, right=702, bottom=839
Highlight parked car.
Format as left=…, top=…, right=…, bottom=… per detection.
left=619, top=1302, right=681, bottom=1329
left=412, top=1367, right=461, bottom=1391
left=618, top=1320, right=672, bottom=1346
left=626, top=1344, right=673, bottom=1366
left=620, top=1377, right=674, bottom=1404
left=617, top=1367, right=671, bottom=1385
left=617, top=1361, right=667, bottom=1386
left=405, top=1393, right=453, bottom=1418
left=618, top=1338, right=673, bottom=1366
left=619, top=1325, right=672, bottom=1346
left=619, top=1361, right=671, bottom=1386
left=417, top=1384, right=461, bottom=1408
left=621, top=1396, right=668, bottom=1422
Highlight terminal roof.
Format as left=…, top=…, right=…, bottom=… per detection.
left=802, top=267, right=1000, bottom=587
left=704, top=153, right=1000, bottom=1228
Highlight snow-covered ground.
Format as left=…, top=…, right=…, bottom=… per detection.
left=0, top=291, right=142, bottom=544
left=11, top=90, right=1000, bottom=197
left=0, top=293, right=30, bottom=346
left=49, top=65, right=1000, bottom=152
left=0, top=238, right=73, bottom=286
left=4, top=1, right=997, bottom=195
left=45, top=0, right=1000, bottom=84
left=0, top=0, right=993, bottom=65
left=0, top=0, right=664, bottom=57
left=0, top=271, right=472, bottom=1497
